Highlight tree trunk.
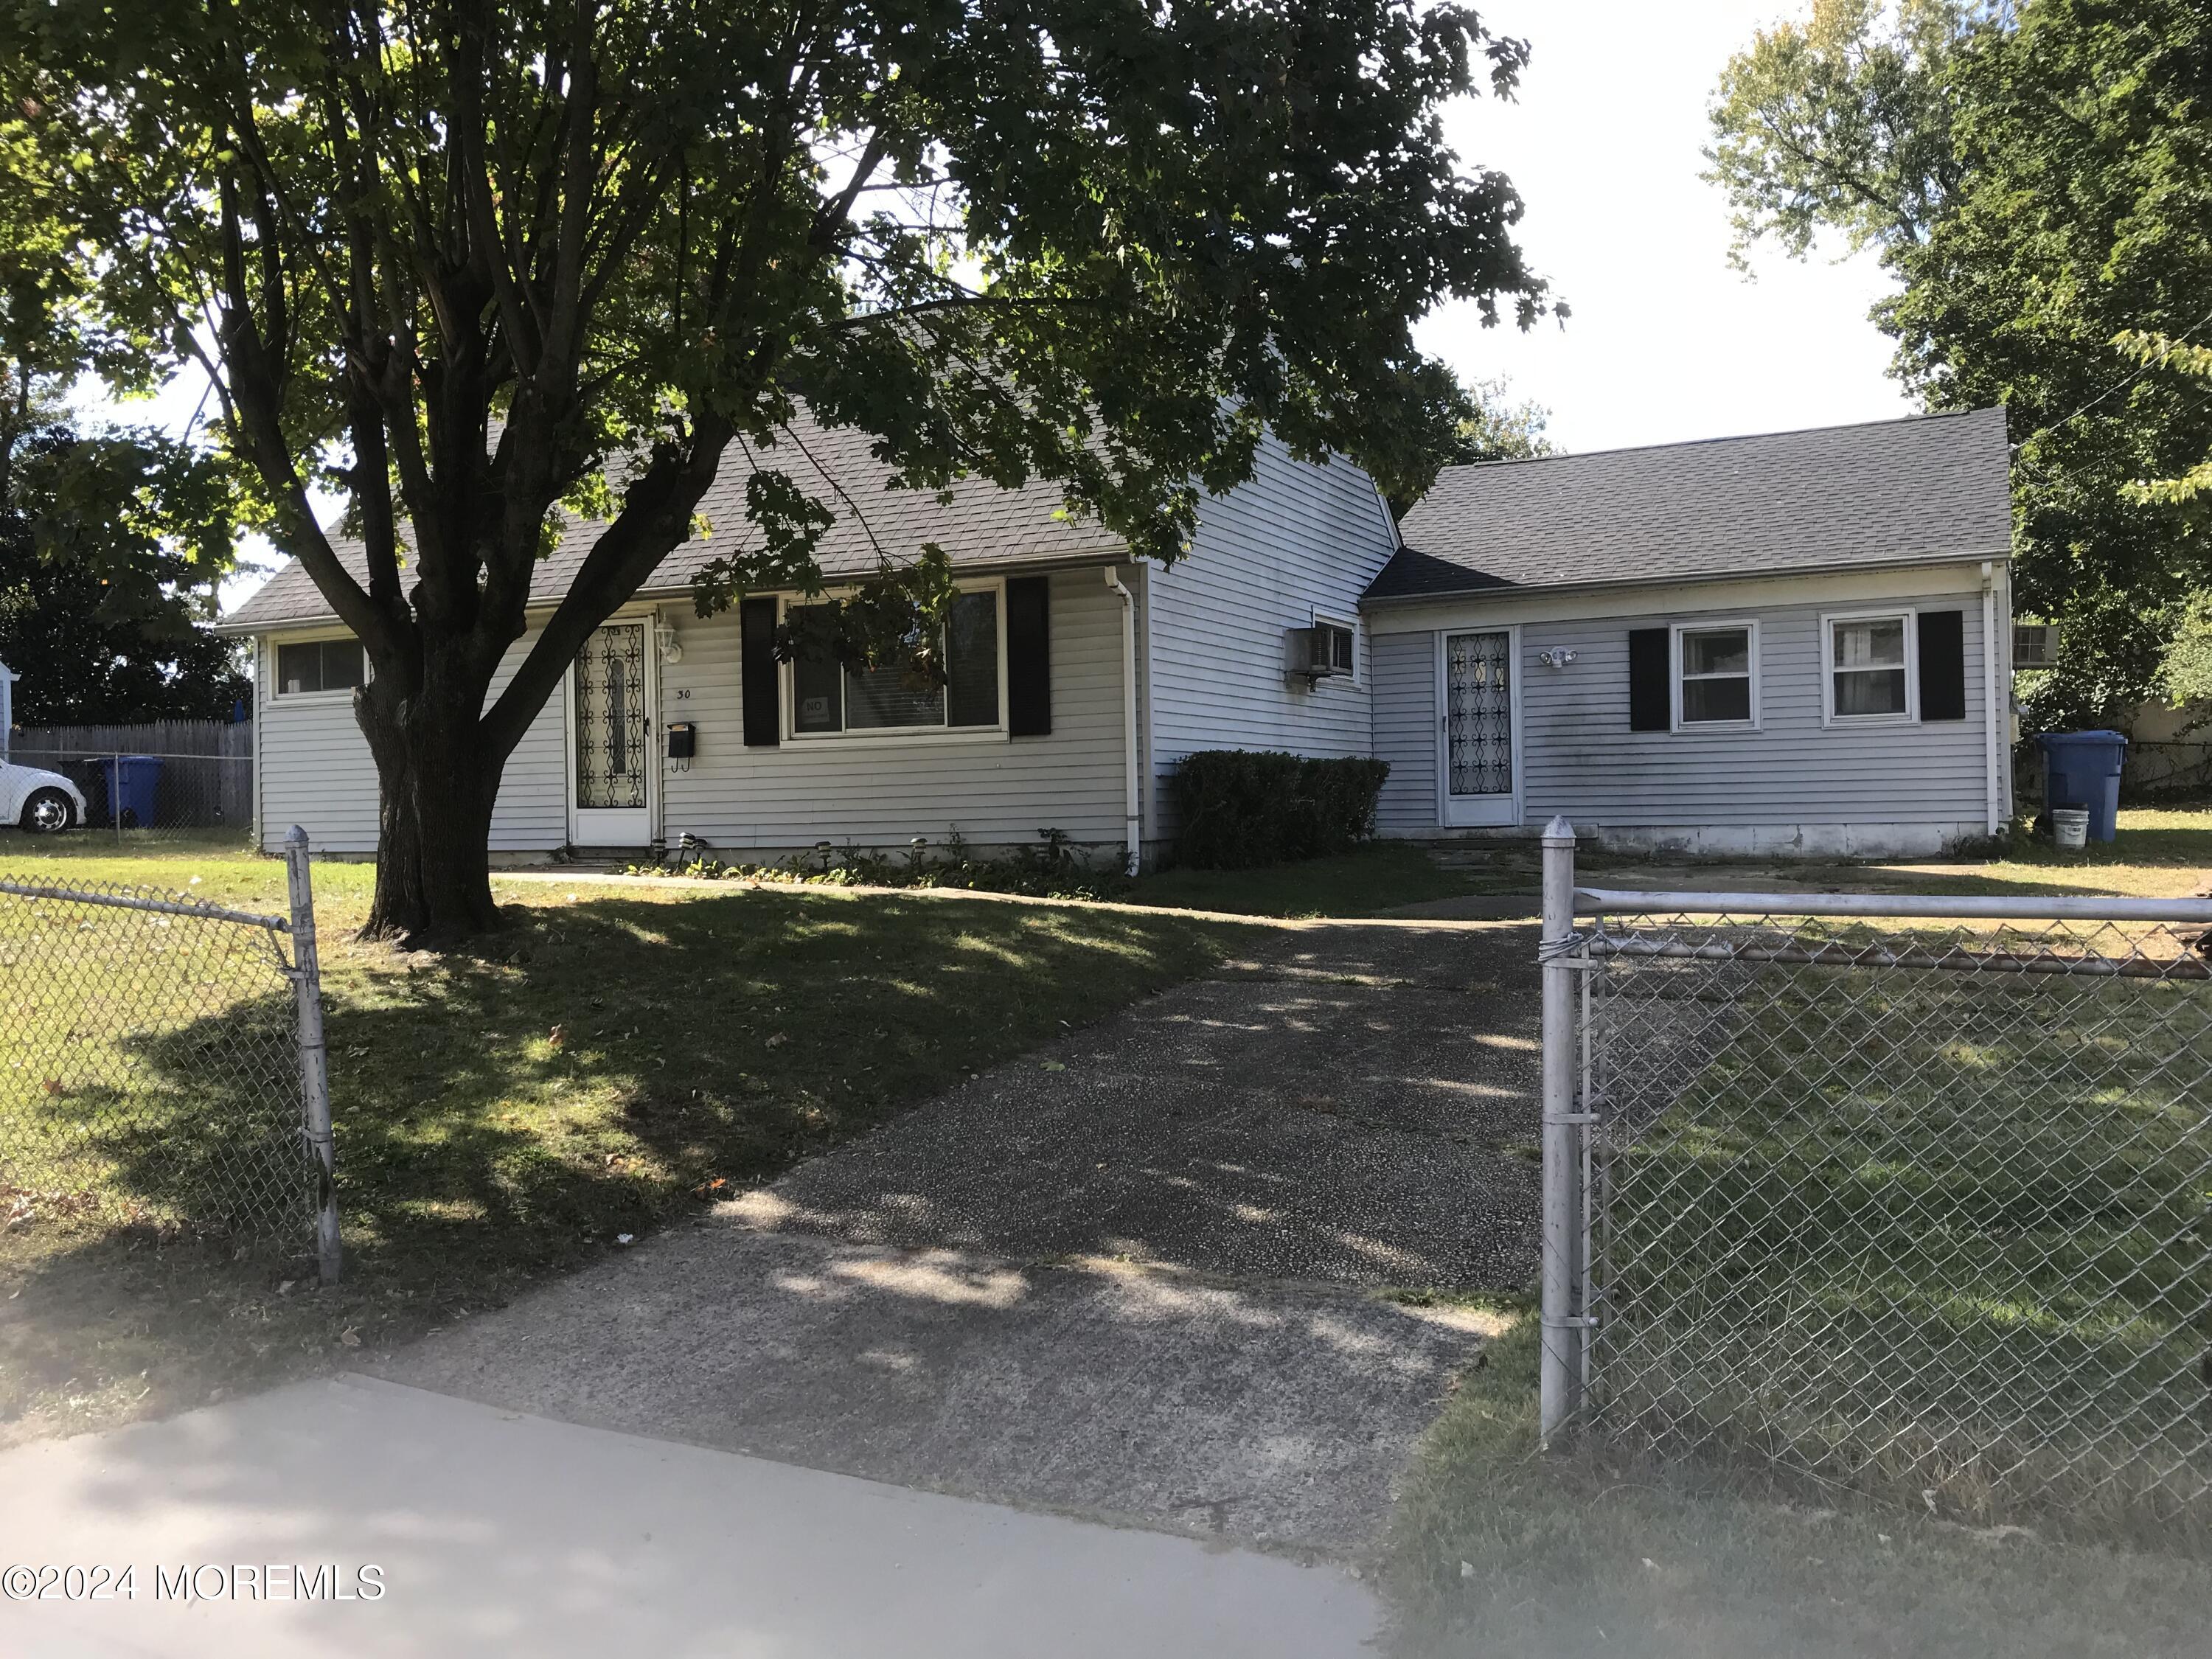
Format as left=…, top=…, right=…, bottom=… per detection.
left=356, top=668, right=508, bottom=946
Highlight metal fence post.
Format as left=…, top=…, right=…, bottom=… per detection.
left=285, top=825, right=341, bottom=1284
left=1539, top=814, right=1582, bottom=1444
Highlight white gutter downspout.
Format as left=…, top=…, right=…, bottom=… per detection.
left=1104, top=567, right=1141, bottom=876
left=1981, top=560, right=2003, bottom=835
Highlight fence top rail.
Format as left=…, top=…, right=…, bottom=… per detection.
left=7, top=750, right=254, bottom=762
left=1573, top=885, right=2212, bottom=925
left=0, top=875, right=289, bottom=931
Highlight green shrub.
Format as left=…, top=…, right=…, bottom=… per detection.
left=1171, top=750, right=1390, bottom=869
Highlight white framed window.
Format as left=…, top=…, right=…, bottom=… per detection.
left=785, top=582, right=1008, bottom=742
left=2012, top=622, right=2059, bottom=668
left=270, top=636, right=368, bottom=700
left=1671, top=619, right=1759, bottom=730
left=1823, top=610, right=1918, bottom=723
left=1311, top=613, right=1359, bottom=684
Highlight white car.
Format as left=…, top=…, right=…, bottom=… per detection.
left=0, top=760, right=88, bottom=833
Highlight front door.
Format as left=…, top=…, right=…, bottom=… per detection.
left=1440, top=629, right=1519, bottom=828
left=569, top=619, right=655, bottom=845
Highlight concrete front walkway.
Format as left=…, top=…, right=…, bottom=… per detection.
left=0, top=1374, right=1377, bottom=1658
left=375, top=920, right=1541, bottom=1559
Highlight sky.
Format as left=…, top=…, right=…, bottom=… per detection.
left=1415, top=0, right=1917, bottom=454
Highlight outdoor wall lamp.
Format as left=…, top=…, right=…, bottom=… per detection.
left=655, top=621, right=684, bottom=665
left=1538, top=647, right=1578, bottom=669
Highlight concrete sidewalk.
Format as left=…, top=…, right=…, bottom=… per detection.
left=0, top=1374, right=1379, bottom=1658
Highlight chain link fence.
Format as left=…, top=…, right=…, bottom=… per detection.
left=1535, top=821, right=2212, bottom=1532
left=7, top=751, right=254, bottom=838
left=0, top=831, right=338, bottom=1277
left=11, top=719, right=254, bottom=838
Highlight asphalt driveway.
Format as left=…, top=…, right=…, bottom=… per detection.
left=375, top=917, right=1543, bottom=1559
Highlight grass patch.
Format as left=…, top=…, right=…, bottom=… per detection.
left=1861, top=805, right=2212, bottom=901
left=1587, top=917, right=2212, bottom=1535
left=1127, top=841, right=1496, bottom=917
left=1387, top=1317, right=2212, bottom=1659
left=0, top=841, right=1249, bottom=1440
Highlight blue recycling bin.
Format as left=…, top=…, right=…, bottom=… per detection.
left=97, top=754, right=164, bottom=830
left=2037, top=730, right=2127, bottom=843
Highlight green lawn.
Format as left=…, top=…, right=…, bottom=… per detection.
left=1589, top=923, right=2211, bottom=1533
left=0, top=839, right=1249, bottom=1440
left=1125, top=838, right=1503, bottom=917
left=1387, top=1320, right=2212, bottom=1659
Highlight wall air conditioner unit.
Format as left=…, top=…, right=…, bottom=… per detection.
left=1284, top=622, right=1354, bottom=681
left=2012, top=622, right=2059, bottom=669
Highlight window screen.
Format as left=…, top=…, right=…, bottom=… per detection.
left=845, top=651, right=944, bottom=729
left=1323, top=623, right=1354, bottom=673
left=790, top=606, right=844, bottom=734
left=789, top=591, right=1002, bottom=734
left=275, top=639, right=366, bottom=695
left=1677, top=626, right=1752, bottom=723
left=1832, top=616, right=1910, bottom=717
left=945, top=592, right=1001, bottom=726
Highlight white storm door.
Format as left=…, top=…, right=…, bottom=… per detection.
left=1439, top=629, right=1520, bottom=829
left=568, top=619, right=655, bottom=844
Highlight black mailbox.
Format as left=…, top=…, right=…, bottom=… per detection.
left=665, top=721, right=696, bottom=759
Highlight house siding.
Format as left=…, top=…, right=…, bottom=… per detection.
left=1143, top=433, right=1398, bottom=838
left=1372, top=630, right=1439, bottom=835
left=1369, top=574, right=2000, bottom=852
left=255, top=566, right=1130, bottom=859
left=255, top=627, right=567, bottom=855
left=657, top=567, right=1127, bottom=853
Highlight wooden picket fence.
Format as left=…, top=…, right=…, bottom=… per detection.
left=9, top=719, right=253, bottom=831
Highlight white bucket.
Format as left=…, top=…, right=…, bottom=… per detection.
left=2051, top=807, right=2090, bottom=850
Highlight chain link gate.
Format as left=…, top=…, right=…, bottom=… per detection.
left=1537, top=818, right=2212, bottom=1529
left=0, top=827, right=339, bottom=1280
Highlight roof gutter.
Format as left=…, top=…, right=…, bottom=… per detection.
left=1357, top=546, right=2016, bottom=611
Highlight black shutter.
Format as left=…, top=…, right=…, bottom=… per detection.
left=1627, top=627, right=1670, bottom=731
left=1918, top=609, right=1966, bottom=721
left=1006, top=575, right=1052, bottom=737
left=740, top=597, right=780, bottom=745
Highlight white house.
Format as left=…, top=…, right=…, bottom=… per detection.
left=220, top=406, right=2014, bottom=866
left=1366, top=407, right=2017, bottom=855
left=220, top=408, right=1399, bottom=870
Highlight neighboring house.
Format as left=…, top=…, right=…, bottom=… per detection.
left=1365, top=407, right=2015, bottom=857
left=220, top=405, right=2015, bottom=866
left=217, top=408, right=1399, bottom=869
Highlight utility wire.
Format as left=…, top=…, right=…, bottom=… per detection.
left=2009, top=302, right=2212, bottom=454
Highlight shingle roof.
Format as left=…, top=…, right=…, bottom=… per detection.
left=1366, top=406, right=2012, bottom=603
left=222, top=405, right=1125, bottom=631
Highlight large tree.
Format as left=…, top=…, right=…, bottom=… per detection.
left=1707, top=0, right=2212, bottom=729
left=1, top=0, right=1548, bottom=942
left=0, top=421, right=249, bottom=724
left=0, top=69, right=246, bottom=725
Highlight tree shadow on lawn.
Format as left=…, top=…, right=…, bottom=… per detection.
left=0, top=885, right=1241, bottom=1439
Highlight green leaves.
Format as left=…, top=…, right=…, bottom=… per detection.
left=0, top=422, right=247, bottom=721
left=1705, top=0, right=1979, bottom=269
left=1709, top=0, right=2212, bottom=725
